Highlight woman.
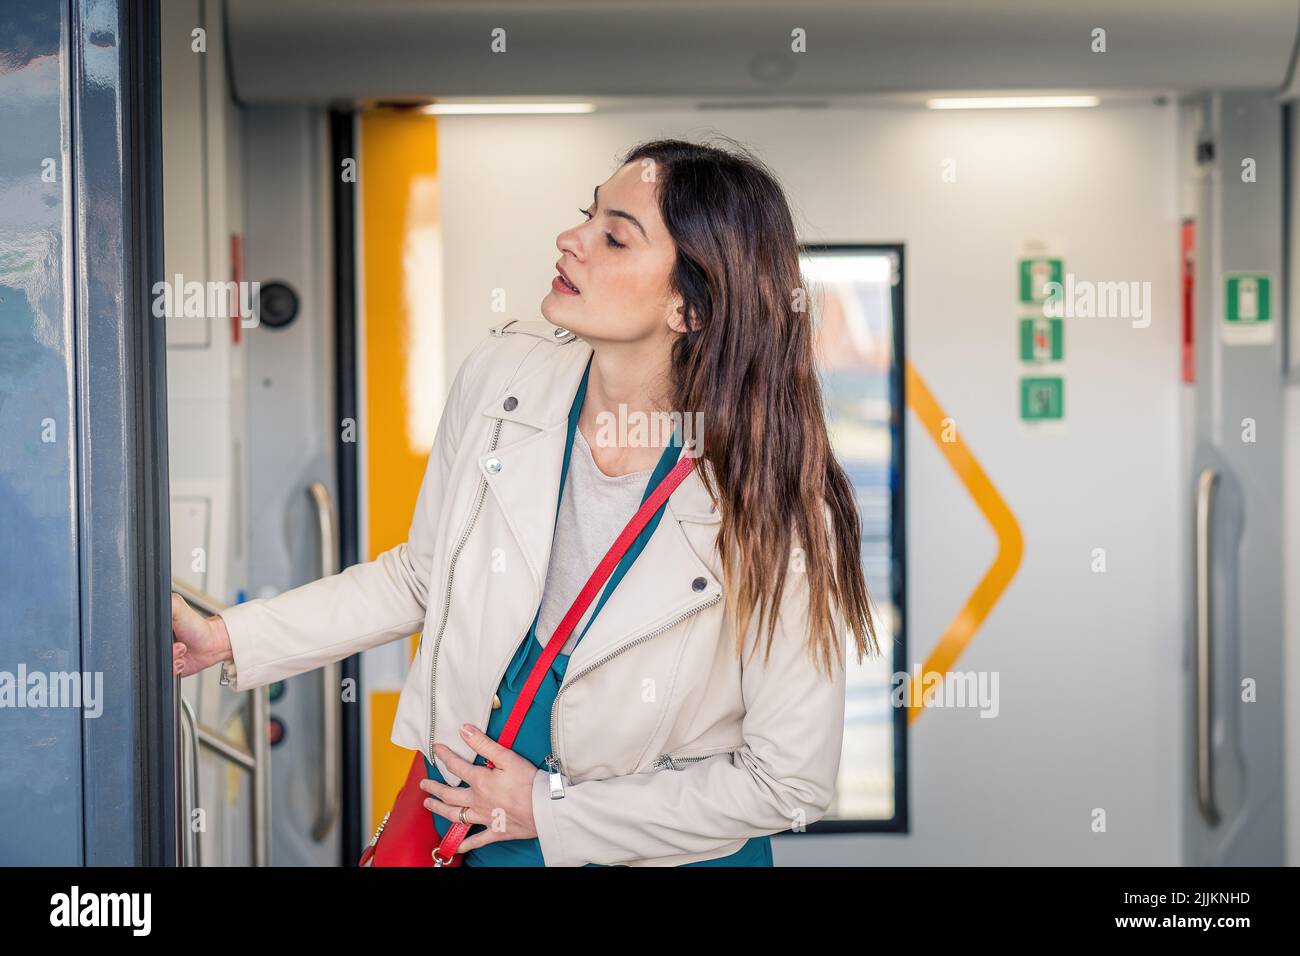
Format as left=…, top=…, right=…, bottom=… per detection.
left=171, top=137, right=880, bottom=867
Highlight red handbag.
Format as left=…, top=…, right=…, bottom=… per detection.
left=359, top=452, right=696, bottom=867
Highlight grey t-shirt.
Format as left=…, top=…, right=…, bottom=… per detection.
left=535, top=426, right=651, bottom=655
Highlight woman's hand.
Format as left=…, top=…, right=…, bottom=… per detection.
left=170, top=592, right=233, bottom=678
left=421, top=724, right=539, bottom=851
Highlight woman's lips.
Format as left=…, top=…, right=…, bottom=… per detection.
left=552, top=272, right=580, bottom=295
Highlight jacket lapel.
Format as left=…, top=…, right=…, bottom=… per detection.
left=561, top=497, right=723, bottom=675
left=475, top=342, right=591, bottom=608
left=474, top=337, right=725, bottom=671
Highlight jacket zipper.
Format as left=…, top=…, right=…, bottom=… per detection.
left=545, top=591, right=722, bottom=798
left=365, top=809, right=390, bottom=847
left=428, top=418, right=505, bottom=761
left=650, top=751, right=733, bottom=771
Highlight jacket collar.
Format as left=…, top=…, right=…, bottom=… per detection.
left=472, top=335, right=723, bottom=669
left=474, top=336, right=721, bottom=526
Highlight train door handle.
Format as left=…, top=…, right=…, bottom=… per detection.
left=178, top=693, right=202, bottom=866
left=173, top=579, right=270, bottom=865
left=307, top=481, right=342, bottom=841
left=1194, top=467, right=1220, bottom=827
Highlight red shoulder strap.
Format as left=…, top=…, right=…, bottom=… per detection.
left=432, top=453, right=697, bottom=864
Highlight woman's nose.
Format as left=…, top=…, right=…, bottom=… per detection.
left=556, top=227, right=582, bottom=256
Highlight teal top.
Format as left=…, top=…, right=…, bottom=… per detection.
left=424, top=354, right=772, bottom=867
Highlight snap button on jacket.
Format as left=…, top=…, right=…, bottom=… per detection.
left=219, top=318, right=848, bottom=866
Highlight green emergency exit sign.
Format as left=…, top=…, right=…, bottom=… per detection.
left=1020, top=376, right=1064, bottom=421
left=1222, top=273, right=1275, bottom=346
left=1225, top=274, right=1271, bottom=324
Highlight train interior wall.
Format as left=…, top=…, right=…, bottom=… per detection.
left=157, top=1, right=1300, bottom=865
left=437, top=103, right=1183, bottom=865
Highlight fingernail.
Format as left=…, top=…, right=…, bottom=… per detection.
left=459, top=724, right=473, bottom=738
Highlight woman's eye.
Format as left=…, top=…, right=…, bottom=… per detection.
left=579, top=207, right=624, bottom=248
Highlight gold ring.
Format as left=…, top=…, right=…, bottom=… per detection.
left=458, top=806, right=470, bottom=826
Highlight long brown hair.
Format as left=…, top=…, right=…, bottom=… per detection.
left=620, top=136, right=881, bottom=678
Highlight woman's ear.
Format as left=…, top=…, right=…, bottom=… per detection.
left=666, top=299, right=691, bottom=335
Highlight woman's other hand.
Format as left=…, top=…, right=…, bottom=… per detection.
left=421, top=725, right=539, bottom=850
left=171, top=592, right=233, bottom=678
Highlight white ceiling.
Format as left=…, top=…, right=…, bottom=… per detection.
left=224, top=0, right=1300, bottom=105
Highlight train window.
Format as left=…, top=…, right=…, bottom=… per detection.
left=801, top=244, right=906, bottom=831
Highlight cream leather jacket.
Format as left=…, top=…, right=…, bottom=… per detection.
left=220, top=318, right=847, bottom=866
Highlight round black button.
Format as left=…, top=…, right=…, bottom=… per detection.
left=691, top=577, right=707, bottom=592
left=257, top=281, right=299, bottom=329
left=503, top=396, right=518, bottom=411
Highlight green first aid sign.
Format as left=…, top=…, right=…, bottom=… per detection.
left=1020, top=376, right=1064, bottom=421
left=1019, top=257, right=1063, bottom=305
left=1019, top=316, right=1063, bottom=362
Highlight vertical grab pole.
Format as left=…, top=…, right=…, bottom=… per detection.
left=1194, top=467, right=1220, bottom=827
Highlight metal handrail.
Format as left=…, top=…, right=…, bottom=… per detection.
left=1194, top=468, right=1220, bottom=827
left=308, top=481, right=342, bottom=841
left=178, top=695, right=202, bottom=866
left=196, top=723, right=256, bottom=770
left=171, top=578, right=228, bottom=618
left=173, top=577, right=272, bottom=865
